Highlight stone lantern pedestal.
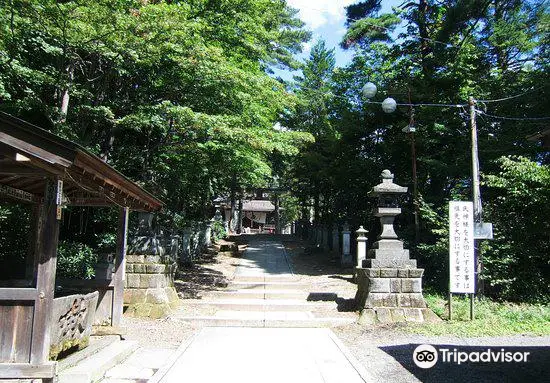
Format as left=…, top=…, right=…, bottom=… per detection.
left=355, top=170, right=438, bottom=324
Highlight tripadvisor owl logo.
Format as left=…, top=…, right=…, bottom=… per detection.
left=413, top=344, right=531, bottom=369
left=413, top=344, right=439, bottom=369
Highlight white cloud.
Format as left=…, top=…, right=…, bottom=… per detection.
left=287, top=0, right=357, bottom=29
left=302, top=41, right=313, bottom=55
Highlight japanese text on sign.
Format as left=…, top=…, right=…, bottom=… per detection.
left=449, top=201, right=475, bottom=293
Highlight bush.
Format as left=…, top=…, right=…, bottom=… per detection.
left=56, top=241, right=97, bottom=279
left=0, top=204, right=30, bottom=280
left=211, top=220, right=227, bottom=242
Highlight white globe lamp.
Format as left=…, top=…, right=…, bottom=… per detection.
left=361, top=82, right=377, bottom=99
left=382, top=97, right=397, bottom=113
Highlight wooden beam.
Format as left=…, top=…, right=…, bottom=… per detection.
left=112, top=207, right=129, bottom=326
left=64, top=197, right=112, bottom=207
left=0, top=362, right=56, bottom=379
left=30, top=178, right=61, bottom=365
left=0, top=132, right=72, bottom=167
left=0, top=163, right=47, bottom=176
left=0, top=184, right=41, bottom=203
left=0, top=288, right=38, bottom=301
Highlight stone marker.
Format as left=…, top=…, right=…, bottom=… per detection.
left=355, top=170, right=436, bottom=323
left=341, top=222, right=352, bottom=266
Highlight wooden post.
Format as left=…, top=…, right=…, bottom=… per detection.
left=448, top=292, right=452, bottom=320
left=25, top=204, right=41, bottom=281
left=30, top=178, right=61, bottom=365
left=112, top=207, right=129, bottom=326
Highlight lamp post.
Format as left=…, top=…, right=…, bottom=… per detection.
left=362, top=83, right=420, bottom=242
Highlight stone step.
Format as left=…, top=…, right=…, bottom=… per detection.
left=57, top=335, right=120, bottom=372
left=232, top=274, right=298, bottom=283
left=57, top=340, right=138, bottom=383
left=100, top=348, right=175, bottom=383
left=228, top=281, right=306, bottom=290
left=210, top=289, right=308, bottom=300
left=171, top=311, right=355, bottom=328
left=182, top=298, right=335, bottom=311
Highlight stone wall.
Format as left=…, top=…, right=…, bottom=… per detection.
left=123, top=254, right=179, bottom=319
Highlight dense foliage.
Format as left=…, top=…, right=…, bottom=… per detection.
left=283, top=0, right=549, bottom=302
left=0, top=0, right=312, bottom=219
left=0, top=1, right=547, bottom=302
left=0, top=0, right=312, bottom=277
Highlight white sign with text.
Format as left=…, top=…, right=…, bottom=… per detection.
left=449, top=201, right=475, bottom=293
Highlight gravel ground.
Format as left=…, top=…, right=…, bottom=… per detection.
left=123, top=238, right=242, bottom=348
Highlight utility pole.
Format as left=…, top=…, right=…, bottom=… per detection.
left=469, top=96, right=483, bottom=304
left=469, top=97, right=482, bottom=225
left=408, top=88, right=420, bottom=243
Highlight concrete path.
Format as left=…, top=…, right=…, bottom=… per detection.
left=152, top=238, right=369, bottom=383
left=152, top=327, right=369, bottom=383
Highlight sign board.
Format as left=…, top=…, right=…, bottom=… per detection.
left=449, top=201, right=475, bottom=293
left=56, top=180, right=64, bottom=220
left=474, top=222, right=493, bottom=240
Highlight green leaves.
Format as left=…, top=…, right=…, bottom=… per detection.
left=1, top=0, right=311, bottom=219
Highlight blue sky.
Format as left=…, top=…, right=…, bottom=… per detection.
left=273, top=0, right=402, bottom=81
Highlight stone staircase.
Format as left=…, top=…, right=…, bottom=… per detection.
left=57, top=336, right=138, bottom=383
left=171, top=261, right=357, bottom=328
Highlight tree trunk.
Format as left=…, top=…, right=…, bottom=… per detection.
left=99, top=127, right=115, bottom=162
left=417, top=0, right=432, bottom=77
left=229, top=173, right=237, bottom=233
left=237, top=196, right=243, bottom=234
left=59, top=64, right=74, bottom=123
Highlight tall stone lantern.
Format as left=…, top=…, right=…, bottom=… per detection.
left=355, top=170, right=436, bottom=324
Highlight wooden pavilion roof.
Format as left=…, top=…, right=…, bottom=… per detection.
left=0, top=112, right=163, bottom=211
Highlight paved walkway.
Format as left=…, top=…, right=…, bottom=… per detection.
left=152, top=238, right=369, bottom=383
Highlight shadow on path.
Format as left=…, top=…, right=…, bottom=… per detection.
left=380, top=343, right=549, bottom=383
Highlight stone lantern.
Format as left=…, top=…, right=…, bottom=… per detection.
left=364, top=169, right=416, bottom=268
left=355, top=170, right=436, bottom=324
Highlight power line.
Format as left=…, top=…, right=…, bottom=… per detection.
left=477, top=87, right=544, bottom=103
left=364, top=100, right=466, bottom=108
left=477, top=111, right=550, bottom=121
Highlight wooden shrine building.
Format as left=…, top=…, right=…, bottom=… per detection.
left=0, top=112, right=163, bottom=381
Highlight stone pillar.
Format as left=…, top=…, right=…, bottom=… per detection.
left=180, top=228, right=192, bottom=265
left=205, top=221, right=212, bottom=247
left=356, top=226, right=368, bottom=268
left=341, top=222, right=351, bottom=266
left=129, top=212, right=164, bottom=257
left=355, top=170, right=435, bottom=324
left=332, top=225, right=339, bottom=253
